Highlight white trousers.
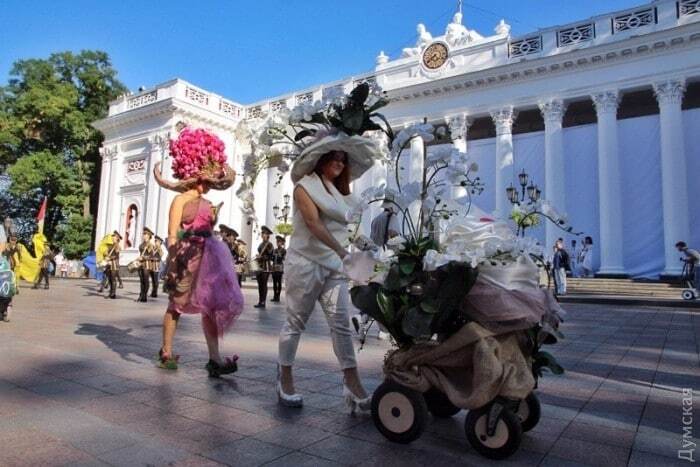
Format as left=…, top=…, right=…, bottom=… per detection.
left=278, top=252, right=357, bottom=369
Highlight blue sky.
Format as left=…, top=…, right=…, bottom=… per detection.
left=1, top=0, right=644, bottom=104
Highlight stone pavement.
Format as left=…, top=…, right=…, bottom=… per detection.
left=0, top=279, right=698, bottom=466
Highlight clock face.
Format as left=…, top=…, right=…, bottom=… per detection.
left=422, top=42, right=449, bottom=70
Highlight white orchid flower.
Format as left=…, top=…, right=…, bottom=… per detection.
left=386, top=235, right=407, bottom=250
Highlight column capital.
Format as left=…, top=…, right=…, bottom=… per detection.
left=444, top=113, right=471, bottom=140
left=538, top=99, right=567, bottom=123
left=653, top=79, right=686, bottom=106
left=591, top=91, right=619, bottom=114
left=100, top=145, right=118, bottom=161
left=148, top=132, right=170, bottom=153
left=490, top=107, right=516, bottom=135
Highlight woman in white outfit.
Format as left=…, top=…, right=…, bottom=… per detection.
left=277, top=132, right=377, bottom=412
left=579, top=236, right=594, bottom=277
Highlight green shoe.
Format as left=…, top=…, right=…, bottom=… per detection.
left=157, top=349, right=179, bottom=370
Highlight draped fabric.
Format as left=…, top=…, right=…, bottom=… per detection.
left=15, top=233, right=46, bottom=282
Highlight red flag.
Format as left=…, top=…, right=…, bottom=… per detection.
left=36, top=197, right=47, bottom=233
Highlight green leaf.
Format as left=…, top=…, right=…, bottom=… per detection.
left=294, top=129, right=316, bottom=141
left=349, top=83, right=370, bottom=106
left=342, top=109, right=364, bottom=132
left=399, top=258, right=415, bottom=275
left=367, top=97, right=389, bottom=113
left=534, top=351, right=565, bottom=375
left=420, top=298, right=441, bottom=314
left=401, top=306, right=433, bottom=338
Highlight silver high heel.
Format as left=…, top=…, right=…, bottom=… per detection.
left=276, top=364, right=303, bottom=408
left=343, top=384, right=371, bottom=414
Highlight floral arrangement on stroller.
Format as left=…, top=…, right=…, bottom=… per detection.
left=236, top=82, right=568, bottom=460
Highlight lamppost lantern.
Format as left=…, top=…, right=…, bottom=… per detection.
left=506, top=184, right=518, bottom=204
left=518, top=168, right=529, bottom=188
left=272, top=205, right=280, bottom=218
left=533, top=187, right=541, bottom=202
left=526, top=182, right=537, bottom=201
left=282, top=205, right=290, bottom=219
left=283, top=194, right=290, bottom=206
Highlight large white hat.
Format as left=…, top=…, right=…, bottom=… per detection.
left=291, top=133, right=379, bottom=183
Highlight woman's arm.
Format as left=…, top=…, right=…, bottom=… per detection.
left=294, top=186, right=348, bottom=259
left=167, top=195, right=187, bottom=248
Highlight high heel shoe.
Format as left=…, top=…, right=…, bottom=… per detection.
left=343, top=384, right=371, bottom=415
left=276, top=365, right=303, bottom=408
left=206, top=355, right=239, bottom=378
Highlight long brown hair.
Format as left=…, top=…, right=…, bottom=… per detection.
left=313, top=151, right=351, bottom=196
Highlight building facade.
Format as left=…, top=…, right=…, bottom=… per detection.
left=93, top=0, right=700, bottom=278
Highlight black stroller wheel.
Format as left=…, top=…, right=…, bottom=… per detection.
left=465, top=403, right=523, bottom=460
left=516, top=393, right=541, bottom=432
left=424, top=388, right=461, bottom=418
left=372, top=380, right=428, bottom=444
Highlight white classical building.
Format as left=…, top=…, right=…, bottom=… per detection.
left=93, top=0, right=700, bottom=278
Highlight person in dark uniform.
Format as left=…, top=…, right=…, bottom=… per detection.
left=137, top=228, right=154, bottom=302
left=235, top=239, right=247, bottom=287
left=219, top=224, right=241, bottom=285
left=254, top=226, right=274, bottom=309
left=150, top=235, right=164, bottom=298
left=33, top=244, right=54, bottom=290
left=105, top=231, right=121, bottom=299
left=271, top=236, right=286, bottom=303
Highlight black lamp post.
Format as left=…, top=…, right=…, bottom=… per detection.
left=273, top=194, right=291, bottom=224
left=507, top=168, right=541, bottom=205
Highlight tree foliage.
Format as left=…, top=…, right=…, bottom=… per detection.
left=0, top=50, right=126, bottom=255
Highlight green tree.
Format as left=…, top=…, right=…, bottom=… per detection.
left=55, top=214, right=94, bottom=259
left=0, top=50, right=126, bottom=250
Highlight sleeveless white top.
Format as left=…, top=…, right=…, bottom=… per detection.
left=288, top=172, right=357, bottom=273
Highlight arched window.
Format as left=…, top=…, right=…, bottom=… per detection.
left=124, top=204, right=139, bottom=248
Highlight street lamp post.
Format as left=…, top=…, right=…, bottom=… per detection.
left=506, top=168, right=541, bottom=237
left=273, top=193, right=292, bottom=224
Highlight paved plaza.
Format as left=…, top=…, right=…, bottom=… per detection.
left=0, top=279, right=698, bottom=466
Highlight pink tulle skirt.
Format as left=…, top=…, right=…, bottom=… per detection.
left=166, top=236, right=244, bottom=337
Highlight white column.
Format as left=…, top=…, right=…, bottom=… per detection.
left=654, top=79, right=690, bottom=276
left=95, top=147, right=113, bottom=245
left=407, top=124, right=425, bottom=233
left=539, top=100, right=567, bottom=251
left=491, top=107, right=516, bottom=219
left=105, top=149, right=119, bottom=236
left=446, top=113, right=471, bottom=199
left=592, top=91, right=625, bottom=276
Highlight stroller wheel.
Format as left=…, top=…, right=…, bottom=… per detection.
left=516, top=393, right=541, bottom=432
left=424, top=388, right=461, bottom=418
left=372, top=380, right=428, bottom=444
left=465, top=403, right=522, bottom=460
left=682, top=289, right=696, bottom=301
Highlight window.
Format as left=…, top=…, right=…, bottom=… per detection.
left=124, top=204, right=139, bottom=249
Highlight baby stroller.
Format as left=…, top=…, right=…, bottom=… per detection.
left=680, top=259, right=697, bottom=300
left=370, top=321, right=546, bottom=460
left=352, top=260, right=563, bottom=460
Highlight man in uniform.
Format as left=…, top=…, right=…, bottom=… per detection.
left=33, top=244, right=54, bottom=290
left=5, top=236, right=21, bottom=295
left=235, top=239, right=247, bottom=287
left=150, top=235, right=164, bottom=298
left=271, top=235, right=286, bottom=303
left=137, top=228, right=154, bottom=302
left=104, top=231, right=121, bottom=299
left=254, top=226, right=274, bottom=309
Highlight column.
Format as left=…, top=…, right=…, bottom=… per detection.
left=407, top=123, right=425, bottom=233
left=96, top=147, right=112, bottom=244
left=491, top=107, right=516, bottom=219
left=539, top=99, right=567, bottom=251
left=592, top=91, right=625, bottom=276
left=446, top=113, right=471, bottom=200
left=654, top=79, right=690, bottom=276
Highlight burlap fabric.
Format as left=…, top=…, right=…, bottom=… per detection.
left=384, top=322, right=535, bottom=410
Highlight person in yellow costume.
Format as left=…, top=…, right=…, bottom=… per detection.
left=14, top=232, right=44, bottom=284
left=96, top=232, right=115, bottom=293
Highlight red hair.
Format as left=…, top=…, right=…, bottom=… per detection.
left=314, top=151, right=351, bottom=196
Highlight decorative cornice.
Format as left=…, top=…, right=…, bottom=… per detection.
left=539, top=100, right=567, bottom=123
left=591, top=90, right=620, bottom=114
left=490, top=107, right=516, bottom=135
left=387, top=21, right=700, bottom=104
left=653, top=79, right=686, bottom=105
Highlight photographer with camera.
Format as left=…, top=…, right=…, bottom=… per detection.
left=676, top=241, right=700, bottom=294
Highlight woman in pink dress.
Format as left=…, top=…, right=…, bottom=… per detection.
left=153, top=128, right=244, bottom=377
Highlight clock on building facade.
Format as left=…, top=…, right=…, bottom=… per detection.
left=422, top=42, right=449, bottom=69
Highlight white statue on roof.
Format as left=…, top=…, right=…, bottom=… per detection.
left=445, top=11, right=483, bottom=47
left=401, top=23, right=433, bottom=58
